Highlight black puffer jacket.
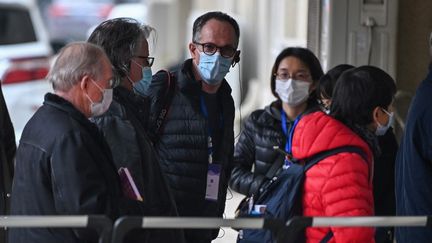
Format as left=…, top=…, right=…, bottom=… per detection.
left=92, top=87, right=184, bottom=243
left=144, top=59, right=235, bottom=242
left=230, top=101, right=288, bottom=196
left=230, top=100, right=320, bottom=197
left=9, top=93, right=143, bottom=243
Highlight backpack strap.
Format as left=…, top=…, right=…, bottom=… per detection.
left=320, top=230, right=334, bottom=243
left=303, top=145, right=368, bottom=172
left=154, top=70, right=176, bottom=136
left=265, top=152, right=285, bottom=179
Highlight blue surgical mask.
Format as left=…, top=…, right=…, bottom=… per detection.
left=375, top=108, right=394, bottom=136
left=197, top=52, right=231, bottom=85
left=133, top=65, right=152, bottom=96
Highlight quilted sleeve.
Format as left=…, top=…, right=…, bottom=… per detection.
left=229, top=115, right=267, bottom=196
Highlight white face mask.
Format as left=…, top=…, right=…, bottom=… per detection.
left=275, top=79, right=311, bottom=106
left=375, top=108, right=394, bottom=136
left=85, top=80, right=113, bottom=117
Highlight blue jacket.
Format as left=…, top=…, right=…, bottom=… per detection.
left=396, top=68, right=432, bottom=242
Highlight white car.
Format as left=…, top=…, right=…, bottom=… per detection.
left=0, top=0, right=53, bottom=141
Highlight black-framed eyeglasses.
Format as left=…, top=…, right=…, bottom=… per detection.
left=274, top=71, right=311, bottom=81
left=193, top=42, right=237, bottom=58
left=133, top=56, right=155, bottom=67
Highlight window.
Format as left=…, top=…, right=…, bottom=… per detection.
left=0, top=7, right=36, bottom=45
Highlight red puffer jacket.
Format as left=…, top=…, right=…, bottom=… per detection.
left=292, top=111, right=375, bottom=243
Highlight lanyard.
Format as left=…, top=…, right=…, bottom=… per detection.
left=281, top=109, right=301, bottom=168
left=200, top=95, right=223, bottom=164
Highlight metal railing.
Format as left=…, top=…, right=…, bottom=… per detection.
left=0, top=215, right=112, bottom=243
left=111, top=216, right=284, bottom=243
left=3, top=215, right=432, bottom=243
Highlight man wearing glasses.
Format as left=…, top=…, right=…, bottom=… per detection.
left=88, top=18, right=183, bottom=242
left=139, top=11, right=240, bottom=243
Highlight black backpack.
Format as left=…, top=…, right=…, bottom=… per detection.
left=236, top=146, right=367, bottom=243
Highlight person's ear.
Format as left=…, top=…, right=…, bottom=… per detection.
left=372, top=106, right=382, bottom=124
left=80, top=75, right=91, bottom=92
left=189, top=42, right=197, bottom=59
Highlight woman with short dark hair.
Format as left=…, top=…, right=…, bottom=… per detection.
left=230, top=47, right=323, bottom=198
left=316, top=64, right=398, bottom=242
left=294, top=65, right=396, bottom=242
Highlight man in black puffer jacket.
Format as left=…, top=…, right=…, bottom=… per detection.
left=137, top=11, right=240, bottom=243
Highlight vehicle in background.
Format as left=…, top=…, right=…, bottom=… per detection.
left=0, top=0, right=53, bottom=141
left=46, top=0, right=115, bottom=45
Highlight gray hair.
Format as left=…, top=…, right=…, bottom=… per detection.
left=47, top=42, right=107, bottom=92
left=87, top=18, right=156, bottom=86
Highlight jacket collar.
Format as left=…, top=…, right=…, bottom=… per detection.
left=44, top=93, right=89, bottom=125
left=265, top=100, right=320, bottom=122
left=44, top=92, right=108, bottom=142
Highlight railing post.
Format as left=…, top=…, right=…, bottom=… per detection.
left=111, top=216, right=142, bottom=243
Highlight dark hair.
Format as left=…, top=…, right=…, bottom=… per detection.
left=331, top=65, right=396, bottom=127
left=317, top=64, right=354, bottom=99
left=270, top=47, right=324, bottom=104
left=192, top=11, right=240, bottom=47
left=87, top=18, right=155, bottom=85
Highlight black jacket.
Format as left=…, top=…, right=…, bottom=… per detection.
left=229, top=100, right=320, bottom=197
left=375, top=128, right=398, bottom=243
left=144, top=59, right=235, bottom=242
left=92, top=87, right=184, bottom=243
left=0, top=83, right=15, bottom=243
left=229, top=102, right=288, bottom=196
left=9, top=93, right=143, bottom=243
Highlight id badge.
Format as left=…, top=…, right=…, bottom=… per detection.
left=205, top=164, right=221, bottom=201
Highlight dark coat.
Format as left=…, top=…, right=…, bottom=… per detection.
left=229, top=100, right=319, bottom=197
left=92, top=87, right=184, bottom=243
left=229, top=102, right=288, bottom=196
left=144, top=59, right=235, bottom=242
left=9, top=93, right=143, bottom=243
left=396, top=69, right=432, bottom=243
left=0, top=83, right=16, bottom=243
left=375, top=128, right=398, bottom=242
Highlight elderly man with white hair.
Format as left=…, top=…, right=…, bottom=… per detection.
left=9, top=42, right=143, bottom=243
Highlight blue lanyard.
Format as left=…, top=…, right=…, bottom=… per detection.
left=281, top=109, right=301, bottom=168
left=200, top=95, right=223, bottom=164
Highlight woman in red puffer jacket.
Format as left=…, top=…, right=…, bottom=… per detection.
left=292, top=65, right=396, bottom=242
